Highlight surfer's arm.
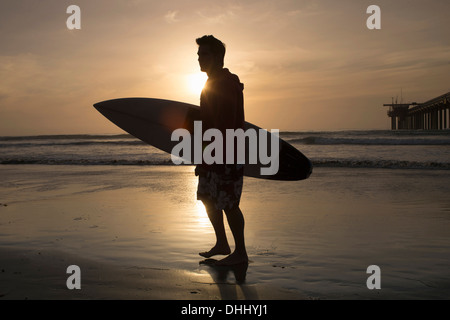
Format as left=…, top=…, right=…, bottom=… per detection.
left=212, top=81, right=238, bottom=132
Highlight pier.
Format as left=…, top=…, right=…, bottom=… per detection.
left=383, top=92, right=450, bottom=130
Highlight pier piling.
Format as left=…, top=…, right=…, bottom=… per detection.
left=383, top=92, right=450, bottom=130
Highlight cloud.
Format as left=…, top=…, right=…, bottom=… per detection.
left=0, top=54, right=47, bottom=103
left=196, top=5, right=241, bottom=24
left=164, top=10, right=179, bottom=23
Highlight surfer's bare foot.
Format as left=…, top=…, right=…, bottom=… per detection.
left=199, top=244, right=231, bottom=258
left=215, top=251, right=248, bottom=266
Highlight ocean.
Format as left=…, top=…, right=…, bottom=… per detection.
left=1, top=130, right=450, bottom=169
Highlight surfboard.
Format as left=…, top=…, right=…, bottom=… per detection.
left=93, top=98, right=312, bottom=181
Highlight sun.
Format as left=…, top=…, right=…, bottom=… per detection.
left=187, top=72, right=208, bottom=96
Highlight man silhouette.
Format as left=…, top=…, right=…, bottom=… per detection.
left=195, top=35, right=248, bottom=266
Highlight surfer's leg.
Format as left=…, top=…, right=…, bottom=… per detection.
left=216, top=206, right=248, bottom=266
left=199, top=200, right=231, bottom=258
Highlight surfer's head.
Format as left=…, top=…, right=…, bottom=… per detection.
left=196, top=35, right=226, bottom=74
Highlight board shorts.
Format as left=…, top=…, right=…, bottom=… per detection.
left=196, top=164, right=244, bottom=211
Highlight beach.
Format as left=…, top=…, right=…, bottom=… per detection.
left=1, top=164, right=449, bottom=300
left=2, top=0, right=450, bottom=306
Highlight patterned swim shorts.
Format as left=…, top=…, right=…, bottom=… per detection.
left=196, top=165, right=244, bottom=211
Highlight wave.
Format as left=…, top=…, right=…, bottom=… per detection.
left=0, top=158, right=175, bottom=166
left=280, top=130, right=450, bottom=145
left=0, top=134, right=146, bottom=148
left=0, top=134, right=132, bottom=141
left=312, top=159, right=450, bottom=170
left=285, top=136, right=450, bottom=146
left=0, top=140, right=145, bottom=148
left=2, top=133, right=450, bottom=147
left=1, top=157, right=449, bottom=170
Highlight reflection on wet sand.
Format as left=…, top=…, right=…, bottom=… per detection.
left=199, top=259, right=259, bottom=299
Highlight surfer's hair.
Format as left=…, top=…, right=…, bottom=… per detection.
left=196, top=35, right=226, bottom=68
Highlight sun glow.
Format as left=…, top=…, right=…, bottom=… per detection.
left=194, top=200, right=211, bottom=231
left=196, top=200, right=208, bottom=218
left=187, top=72, right=208, bottom=96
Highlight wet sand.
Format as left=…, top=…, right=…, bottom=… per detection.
left=0, top=246, right=302, bottom=300
left=1, top=165, right=449, bottom=300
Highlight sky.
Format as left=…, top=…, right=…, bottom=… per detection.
left=1, top=0, right=449, bottom=135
